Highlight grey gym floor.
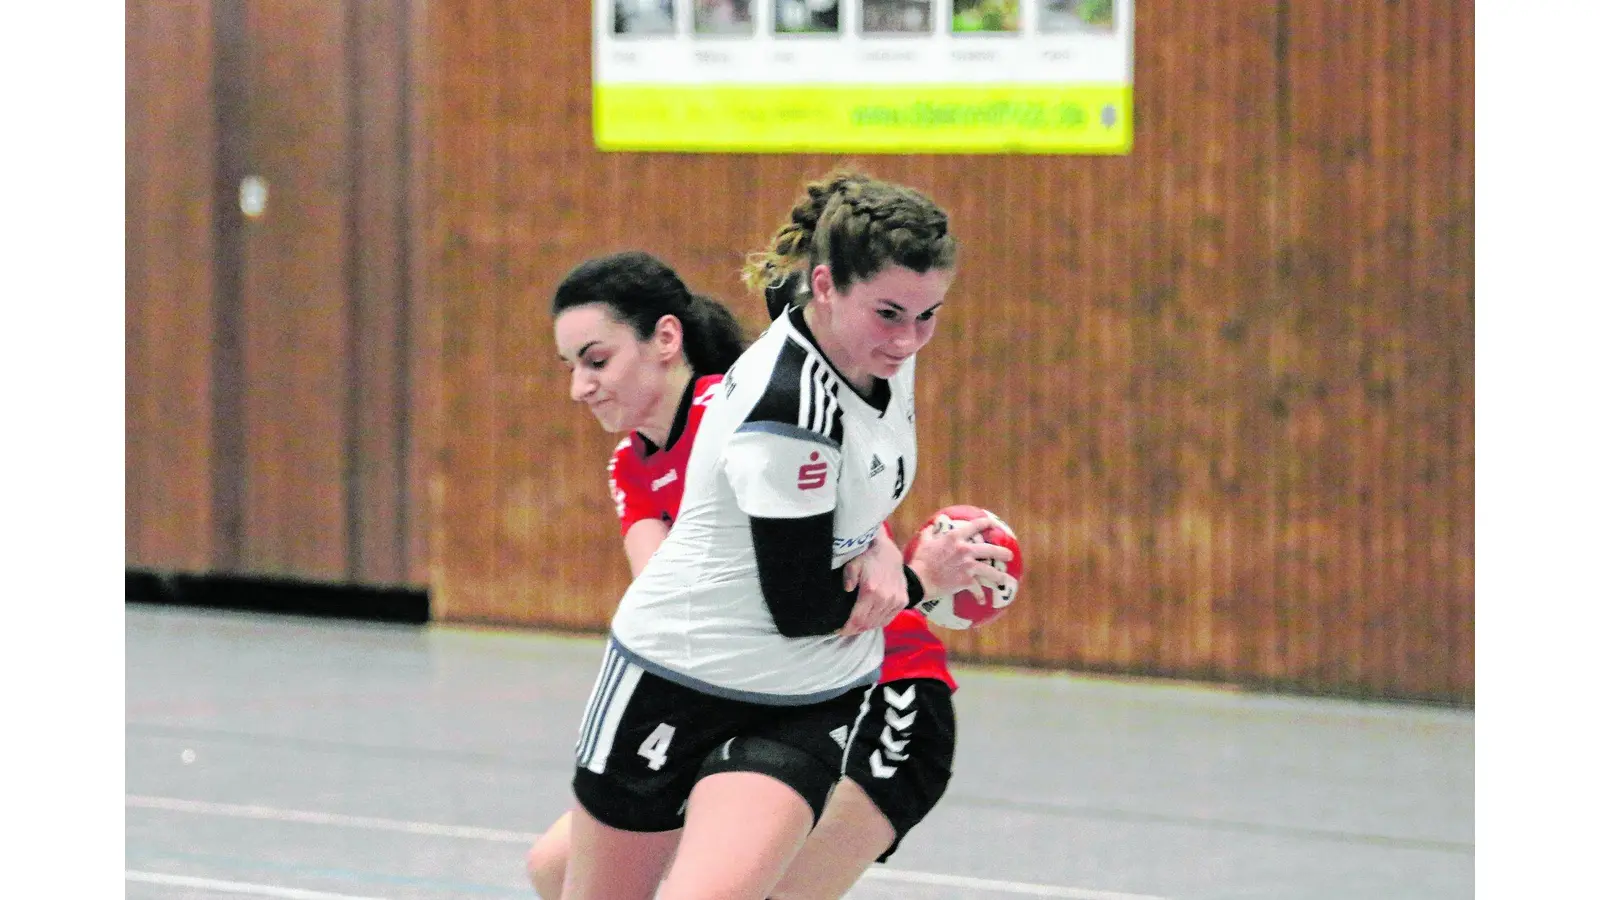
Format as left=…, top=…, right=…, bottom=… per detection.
left=125, top=606, right=1473, bottom=900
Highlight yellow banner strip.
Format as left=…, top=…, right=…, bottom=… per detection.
left=595, top=84, right=1133, bottom=154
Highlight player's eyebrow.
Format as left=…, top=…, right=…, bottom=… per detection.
left=877, top=298, right=943, bottom=315
left=559, top=339, right=603, bottom=363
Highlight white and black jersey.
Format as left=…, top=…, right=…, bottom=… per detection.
left=609, top=306, right=919, bottom=704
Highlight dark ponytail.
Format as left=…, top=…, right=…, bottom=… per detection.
left=682, top=293, right=747, bottom=375
left=551, top=251, right=749, bottom=375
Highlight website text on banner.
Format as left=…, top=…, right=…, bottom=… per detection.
left=594, top=0, right=1135, bottom=154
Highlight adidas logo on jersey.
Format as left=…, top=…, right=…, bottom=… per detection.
left=868, top=454, right=885, bottom=478
left=830, top=726, right=849, bottom=749
left=650, top=469, right=678, bottom=491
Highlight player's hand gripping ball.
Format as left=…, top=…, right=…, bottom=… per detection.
left=903, top=505, right=1024, bottom=630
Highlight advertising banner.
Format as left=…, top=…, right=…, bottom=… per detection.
left=594, top=0, right=1135, bottom=153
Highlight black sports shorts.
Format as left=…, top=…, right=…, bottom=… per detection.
left=844, top=678, right=957, bottom=861
left=571, top=640, right=871, bottom=833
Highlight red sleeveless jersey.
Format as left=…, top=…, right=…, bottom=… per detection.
left=881, top=609, right=956, bottom=691
left=607, top=375, right=722, bottom=534
left=606, top=372, right=954, bottom=691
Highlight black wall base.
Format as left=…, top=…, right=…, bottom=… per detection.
left=126, top=569, right=429, bottom=625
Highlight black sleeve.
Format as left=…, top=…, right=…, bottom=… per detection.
left=749, top=516, right=927, bottom=637
left=902, top=563, right=926, bottom=608
left=749, top=513, right=858, bottom=637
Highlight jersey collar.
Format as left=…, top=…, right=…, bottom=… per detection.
left=787, top=307, right=892, bottom=413
left=635, top=375, right=699, bottom=457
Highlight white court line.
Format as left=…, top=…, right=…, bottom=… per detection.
left=128, top=794, right=1169, bottom=900
left=128, top=794, right=540, bottom=843
left=126, top=870, right=387, bottom=900
left=862, top=867, right=1167, bottom=900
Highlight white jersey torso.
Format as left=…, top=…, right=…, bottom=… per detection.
left=609, top=307, right=919, bottom=704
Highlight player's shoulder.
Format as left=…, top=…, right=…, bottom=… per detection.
left=690, top=373, right=723, bottom=408
left=607, top=434, right=641, bottom=475
left=737, top=335, right=844, bottom=446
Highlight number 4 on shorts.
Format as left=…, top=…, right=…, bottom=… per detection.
left=637, top=723, right=676, bottom=771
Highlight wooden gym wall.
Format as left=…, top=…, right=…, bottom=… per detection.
left=126, top=0, right=430, bottom=586
left=126, top=0, right=1473, bottom=703
left=423, top=0, right=1473, bottom=703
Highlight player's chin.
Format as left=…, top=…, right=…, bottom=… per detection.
left=590, top=408, right=626, bottom=433
left=873, top=353, right=911, bottom=377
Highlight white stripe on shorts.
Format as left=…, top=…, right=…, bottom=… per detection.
left=575, top=645, right=624, bottom=757
left=576, top=642, right=645, bottom=774
left=838, top=685, right=874, bottom=777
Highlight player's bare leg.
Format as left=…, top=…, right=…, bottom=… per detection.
left=559, top=804, right=679, bottom=900
left=526, top=810, right=572, bottom=899
left=656, top=771, right=813, bottom=900
left=768, top=778, right=896, bottom=900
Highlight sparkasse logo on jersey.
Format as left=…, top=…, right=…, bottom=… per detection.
left=797, top=451, right=828, bottom=491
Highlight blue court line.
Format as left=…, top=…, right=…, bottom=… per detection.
left=125, top=847, right=531, bottom=897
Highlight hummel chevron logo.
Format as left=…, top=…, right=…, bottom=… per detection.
left=879, top=727, right=908, bottom=755
left=883, top=685, right=916, bottom=710
left=869, top=749, right=897, bottom=778
left=884, top=708, right=916, bottom=731
left=880, top=697, right=915, bottom=764
left=868, top=454, right=885, bottom=478
left=829, top=725, right=849, bottom=749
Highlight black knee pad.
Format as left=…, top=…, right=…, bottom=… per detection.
left=696, top=736, right=839, bottom=825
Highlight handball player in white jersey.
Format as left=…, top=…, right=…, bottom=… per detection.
left=560, top=173, right=1012, bottom=900
left=750, top=215, right=975, bottom=900
left=531, top=248, right=985, bottom=899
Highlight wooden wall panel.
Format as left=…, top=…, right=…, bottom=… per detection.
left=349, top=0, right=419, bottom=586
left=422, top=0, right=1472, bottom=703
left=406, top=0, right=436, bottom=589
left=429, top=0, right=503, bottom=619
left=127, top=0, right=425, bottom=589
left=237, top=0, right=353, bottom=580
left=126, top=0, right=217, bottom=572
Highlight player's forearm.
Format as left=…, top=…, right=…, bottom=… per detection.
left=871, top=522, right=926, bottom=608
left=748, top=513, right=859, bottom=637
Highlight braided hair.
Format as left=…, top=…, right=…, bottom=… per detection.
left=744, top=170, right=957, bottom=321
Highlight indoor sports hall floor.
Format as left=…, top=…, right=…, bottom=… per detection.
left=126, top=605, right=1472, bottom=900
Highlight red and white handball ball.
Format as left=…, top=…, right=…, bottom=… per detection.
left=903, top=504, right=1024, bottom=630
